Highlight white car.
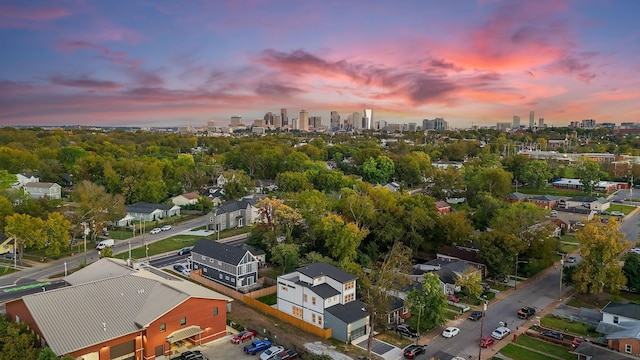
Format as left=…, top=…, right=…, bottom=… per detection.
left=630, top=248, right=640, bottom=255
left=442, top=327, right=460, bottom=338
left=491, top=326, right=511, bottom=340
left=150, top=228, right=162, bottom=234
left=259, top=345, right=284, bottom=360
left=611, top=211, right=624, bottom=217
left=161, top=225, right=172, bottom=231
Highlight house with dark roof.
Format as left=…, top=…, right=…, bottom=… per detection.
left=505, top=192, right=529, bottom=203
left=560, top=196, right=611, bottom=212
left=277, top=262, right=368, bottom=343
left=125, top=202, right=181, bottom=222
left=207, top=198, right=258, bottom=231
left=12, top=173, right=39, bottom=188
left=527, top=194, right=561, bottom=209
left=572, top=341, right=637, bottom=360
left=0, top=232, right=15, bottom=256
left=595, top=302, right=640, bottom=355
left=191, top=238, right=259, bottom=291
left=436, top=245, right=487, bottom=276
left=5, top=258, right=232, bottom=359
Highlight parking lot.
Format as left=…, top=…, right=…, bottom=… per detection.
left=171, top=332, right=247, bottom=360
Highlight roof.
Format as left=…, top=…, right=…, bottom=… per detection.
left=505, top=192, right=528, bottom=200
left=529, top=194, right=560, bottom=201
left=435, top=268, right=457, bottom=285
left=572, top=341, right=636, bottom=359
left=437, top=246, right=481, bottom=263
left=441, top=261, right=474, bottom=274
left=20, top=260, right=231, bottom=356
left=64, top=258, right=135, bottom=285
left=126, top=202, right=176, bottom=214
left=568, top=196, right=600, bottom=203
left=181, top=192, right=200, bottom=200
left=601, top=302, right=640, bottom=320
left=296, top=262, right=357, bottom=283
left=192, top=238, right=253, bottom=265
left=242, top=244, right=265, bottom=256
left=212, top=199, right=253, bottom=215
left=435, top=200, right=451, bottom=209
left=605, top=322, right=640, bottom=340
left=24, top=182, right=59, bottom=189
left=325, top=300, right=368, bottom=324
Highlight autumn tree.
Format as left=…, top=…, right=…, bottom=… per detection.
left=343, top=242, right=412, bottom=360
left=43, top=212, right=71, bottom=258
left=4, top=213, right=46, bottom=263
left=573, top=221, right=629, bottom=294
left=477, top=231, right=520, bottom=279
left=318, top=214, right=368, bottom=263
left=69, top=180, right=125, bottom=243
left=520, top=160, right=552, bottom=189
left=406, top=272, right=448, bottom=332
left=0, top=196, right=14, bottom=229
left=432, top=211, right=473, bottom=248
left=455, top=268, right=483, bottom=299
left=99, top=246, right=114, bottom=259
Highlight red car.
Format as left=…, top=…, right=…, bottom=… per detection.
left=448, top=295, right=460, bottom=303
left=231, top=329, right=257, bottom=344
left=480, top=336, right=495, bottom=348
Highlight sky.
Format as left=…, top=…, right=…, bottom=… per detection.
left=1, top=0, right=640, bottom=128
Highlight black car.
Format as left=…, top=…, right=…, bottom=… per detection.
left=178, top=350, right=207, bottom=360
left=395, top=324, right=418, bottom=338
left=517, top=307, right=536, bottom=319
left=468, top=311, right=484, bottom=321
left=403, top=344, right=425, bottom=359
left=541, top=330, right=564, bottom=340
left=177, top=247, right=192, bottom=256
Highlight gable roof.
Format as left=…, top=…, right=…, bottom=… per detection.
left=505, top=192, right=529, bottom=200
left=602, top=302, right=640, bottom=320
left=180, top=192, right=200, bottom=200
left=126, top=202, right=176, bottom=214
left=64, top=258, right=135, bottom=285
left=212, top=199, right=254, bottom=215
left=192, top=238, right=253, bottom=265
left=435, top=267, right=457, bottom=285
left=568, top=196, right=600, bottom=203
left=438, top=246, right=481, bottom=263
left=435, top=200, right=451, bottom=209
left=296, top=262, right=357, bottom=283
left=18, top=266, right=230, bottom=356
left=529, top=194, right=560, bottom=201
left=572, top=341, right=636, bottom=359
left=605, top=322, right=640, bottom=340
left=24, top=182, right=59, bottom=189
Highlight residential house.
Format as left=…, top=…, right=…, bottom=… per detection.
left=125, top=202, right=181, bottom=222
left=436, top=245, right=488, bottom=277
left=595, top=302, right=640, bottom=356
left=572, top=341, right=636, bottom=360
left=241, top=244, right=266, bottom=267
left=435, top=200, right=451, bottom=214
left=505, top=192, right=529, bottom=203
left=207, top=199, right=258, bottom=231
left=561, top=196, right=611, bottom=212
left=202, top=186, right=224, bottom=207
left=253, top=179, right=278, bottom=194
left=527, top=195, right=561, bottom=209
left=191, top=238, right=259, bottom=292
left=171, top=192, right=200, bottom=206
left=386, top=296, right=408, bottom=326
left=552, top=178, right=623, bottom=194
left=0, top=232, right=15, bottom=256
left=23, top=182, right=62, bottom=199
left=556, top=207, right=595, bottom=231
left=6, top=258, right=232, bottom=359
left=277, top=262, right=368, bottom=343
left=12, top=173, right=39, bottom=188
left=431, top=161, right=463, bottom=169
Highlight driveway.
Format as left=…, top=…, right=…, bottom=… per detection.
left=353, top=335, right=403, bottom=360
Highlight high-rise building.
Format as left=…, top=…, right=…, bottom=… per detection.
left=538, top=118, right=545, bottom=128
left=581, top=119, right=596, bottom=128
left=529, top=111, right=535, bottom=128
left=408, top=122, right=417, bottom=131
left=274, top=115, right=282, bottom=129
left=309, top=116, right=322, bottom=129
left=264, top=112, right=275, bottom=127
left=230, top=116, right=242, bottom=126
left=363, top=109, right=373, bottom=130
left=497, top=122, right=511, bottom=131
left=350, top=112, right=362, bottom=129
left=513, top=116, right=520, bottom=129
left=330, top=111, right=341, bottom=130
left=299, top=110, right=309, bottom=131
left=280, top=108, right=288, bottom=126
left=422, top=118, right=449, bottom=131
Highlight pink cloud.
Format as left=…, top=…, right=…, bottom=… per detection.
left=50, top=75, right=120, bottom=90
left=0, top=4, right=70, bottom=27
left=63, top=41, right=143, bottom=67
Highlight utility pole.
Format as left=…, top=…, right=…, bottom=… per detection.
left=478, top=301, right=487, bottom=360
left=559, top=259, right=564, bottom=300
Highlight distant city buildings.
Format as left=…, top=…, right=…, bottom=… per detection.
left=497, top=122, right=511, bottom=131
left=513, top=116, right=520, bottom=129
left=281, top=108, right=288, bottom=127
left=363, top=108, right=373, bottom=130
left=529, top=111, right=535, bottom=128
left=423, top=118, right=449, bottom=131
left=299, top=110, right=309, bottom=131
left=538, top=118, right=545, bottom=128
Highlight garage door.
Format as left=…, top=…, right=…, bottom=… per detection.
left=350, top=325, right=366, bottom=340
left=110, top=340, right=135, bottom=360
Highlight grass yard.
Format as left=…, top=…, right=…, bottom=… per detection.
left=499, top=343, right=558, bottom=360
left=516, top=335, right=574, bottom=360
left=607, top=204, right=636, bottom=214
left=116, top=235, right=207, bottom=260
left=540, top=315, right=599, bottom=337
left=257, top=293, right=277, bottom=306
left=0, top=266, right=17, bottom=275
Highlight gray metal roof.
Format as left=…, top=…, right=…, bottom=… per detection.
left=325, top=300, right=368, bottom=324
left=64, top=258, right=135, bottom=285
left=602, top=302, right=640, bottom=320
left=605, top=322, right=640, bottom=340
left=296, top=262, right=357, bottom=283
left=572, top=341, right=636, bottom=359
left=22, top=260, right=231, bottom=356
left=192, top=238, right=252, bottom=265
left=211, top=199, right=253, bottom=215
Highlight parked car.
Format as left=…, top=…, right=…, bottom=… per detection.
left=232, top=329, right=257, bottom=344
left=243, top=339, right=272, bottom=355
left=161, top=225, right=172, bottom=231
left=178, top=350, right=206, bottom=360
left=572, top=337, right=586, bottom=348
left=517, top=307, right=536, bottom=319
left=177, top=247, right=192, bottom=256
left=468, top=311, right=484, bottom=321
left=601, top=217, right=610, bottom=223
left=480, top=282, right=491, bottom=291
left=541, top=330, right=564, bottom=340
left=480, top=336, right=495, bottom=348
left=402, top=344, right=426, bottom=359
left=272, top=349, right=298, bottom=360
left=96, top=239, right=115, bottom=250
left=491, top=327, right=511, bottom=340
left=611, top=211, right=624, bottom=217
left=395, top=324, right=418, bottom=338
left=174, top=264, right=186, bottom=272
left=442, top=327, right=460, bottom=338
left=3, top=252, right=17, bottom=260
left=448, top=295, right=460, bottom=303
left=150, top=228, right=162, bottom=234
left=630, top=248, right=640, bottom=255
left=566, top=256, right=576, bottom=263
left=550, top=210, right=558, bottom=217
left=260, top=345, right=285, bottom=360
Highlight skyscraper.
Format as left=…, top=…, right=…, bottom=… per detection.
left=538, top=118, right=545, bottom=128
left=299, top=110, right=309, bottom=131
left=363, top=109, right=373, bottom=130
left=350, top=112, right=361, bottom=129
left=330, top=111, right=340, bottom=130
left=529, top=111, right=535, bottom=128
left=230, top=116, right=242, bottom=126
left=280, top=108, right=288, bottom=126
left=513, top=116, right=520, bottom=129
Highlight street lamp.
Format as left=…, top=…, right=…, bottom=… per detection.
left=478, top=301, right=487, bottom=360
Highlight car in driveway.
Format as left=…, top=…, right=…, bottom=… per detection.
left=491, top=327, right=511, bottom=340
left=177, top=350, right=207, bottom=360
left=260, top=345, right=285, bottom=360
left=243, top=338, right=272, bottom=355
left=272, top=349, right=298, bottom=360
left=480, top=336, right=495, bottom=348
left=630, top=248, right=640, bottom=255
left=402, top=344, right=425, bottom=359
left=174, top=264, right=190, bottom=276
left=150, top=227, right=162, bottom=234
left=541, top=330, right=564, bottom=340
left=611, top=211, right=624, bottom=217
left=231, top=329, right=257, bottom=344
left=395, top=324, right=418, bottom=338
left=161, top=224, right=172, bottom=231
left=442, top=327, right=460, bottom=338
left=177, top=247, right=192, bottom=256
left=468, top=311, right=484, bottom=321
left=566, top=256, right=577, bottom=263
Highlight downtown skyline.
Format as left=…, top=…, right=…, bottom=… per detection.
left=1, top=0, right=640, bottom=128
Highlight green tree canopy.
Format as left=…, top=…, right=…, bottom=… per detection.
left=575, top=158, right=601, bottom=195
left=406, top=272, right=448, bottom=332
left=622, top=253, right=640, bottom=293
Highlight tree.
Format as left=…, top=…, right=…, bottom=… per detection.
left=99, top=246, right=114, bottom=258
left=4, top=213, right=46, bottom=263
left=0, top=170, right=17, bottom=189
left=222, top=170, right=253, bottom=200
left=275, top=171, right=312, bottom=193
left=406, top=272, right=448, bottom=332
left=195, top=196, right=214, bottom=214
left=343, top=242, right=412, bottom=360
left=361, top=156, right=395, bottom=184
left=575, top=158, right=601, bottom=195
left=477, top=231, right=520, bottom=279
left=471, top=192, right=505, bottom=230
left=573, top=221, right=629, bottom=294
left=432, top=211, right=473, bottom=247
left=43, top=212, right=71, bottom=258
left=622, top=253, right=640, bottom=293
left=319, top=214, right=368, bottom=263
left=37, top=348, right=75, bottom=360
left=0, top=196, right=14, bottom=229
left=69, top=180, right=125, bottom=244
left=455, top=268, right=483, bottom=299
left=271, top=243, right=299, bottom=274
left=520, top=160, right=552, bottom=189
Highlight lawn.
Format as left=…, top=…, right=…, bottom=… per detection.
left=516, top=335, right=574, bottom=360
left=499, top=343, right=559, bottom=360
left=560, top=242, right=579, bottom=254
left=607, top=204, right=636, bottom=214
left=0, top=266, right=17, bottom=275
left=115, top=235, right=207, bottom=260
left=540, top=315, right=600, bottom=337
left=257, top=293, right=277, bottom=306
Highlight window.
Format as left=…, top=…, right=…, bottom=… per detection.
left=180, top=317, right=186, bottom=326
left=219, top=274, right=223, bottom=279
left=345, top=281, right=355, bottom=290
left=318, top=316, right=322, bottom=325
left=614, top=316, right=619, bottom=324
left=625, top=344, right=632, bottom=354
left=292, top=306, right=302, bottom=318
left=402, top=307, right=408, bottom=315
left=303, top=294, right=307, bottom=302
left=203, top=268, right=207, bottom=273
left=213, top=307, right=219, bottom=316
left=159, top=323, right=166, bottom=332
left=201, top=255, right=205, bottom=260
left=344, top=293, right=355, bottom=302
left=225, top=275, right=229, bottom=280
left=312, top=314, right=316, bottom=323
left=281, top=286, right=288, bottom=292
left=312, top=297, right=316, bottom=305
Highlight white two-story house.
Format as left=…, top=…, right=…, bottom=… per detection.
left=277, top=262, right=368, bottom=343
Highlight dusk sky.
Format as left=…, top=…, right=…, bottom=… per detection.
left=1, top=0, right=640, bottom=128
